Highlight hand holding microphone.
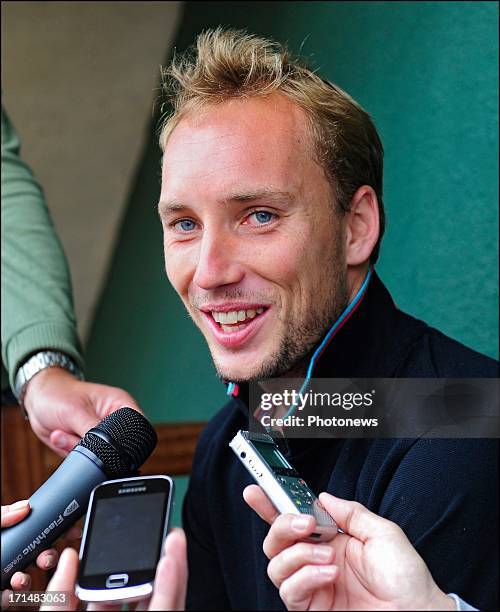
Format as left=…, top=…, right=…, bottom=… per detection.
left=1, top=407, right=157, bottom=588
left=22, top=367, right=143, bottom=456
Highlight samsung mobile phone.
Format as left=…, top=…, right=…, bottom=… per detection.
left=76, top=475, right=174, bottom=603
left=229, top=430, right=337, bottom=542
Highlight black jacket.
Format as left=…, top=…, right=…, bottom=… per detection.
left=184, top=272, right=498, bottom=610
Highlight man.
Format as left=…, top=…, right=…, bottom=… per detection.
left=157, top=28, right=498, bottom=610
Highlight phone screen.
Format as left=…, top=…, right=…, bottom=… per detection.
left=78, top=477, right=172, bottom=590
left=83, top=492, right=166, bottom=576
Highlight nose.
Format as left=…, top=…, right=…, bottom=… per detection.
left=192, top=228, right=245, bottom=290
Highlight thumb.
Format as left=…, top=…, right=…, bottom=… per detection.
left=149, top=529, right=187, bottom=611
left=319, top=493, right=395, bottom=542
left=52, top=407, right=100, bottom=442
left=84, top=382, right=144, bottom=422
left=49, top=430, right=82, bottom=454
left=67, top=407, right=101, bottom=438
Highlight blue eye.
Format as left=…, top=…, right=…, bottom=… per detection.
left=175, top=219, right=197, bottom=232
left=251, top=211, right=274, bottom=224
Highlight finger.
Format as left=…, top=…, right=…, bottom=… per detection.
left=40, top=548, right=79, bottom=611
left=118, top=399, right=143, bottom=415
left=135, top=596, right=151, bottom=611
left=87, top=384, right=144, bottom=421
left=87, top=603, right=122, bottom=611
left=2, top=589, right=12, bottom=608
left=148, top=556, right=178, bottom=611
left=310, top=584, right=337, bottom=611
left=243, top=485, right=280, bottom=525
left=108, top=391, right=143, bottom=415
left=164, top=528, right=188, bottom=610
left=63, top=525, right=83, bottom=541
left=58, top=400, right=101, bottom=439
left=279, top=564, right=338, bottom=611
left=164, top=528, right=188, bottom=582
left=319, top=493, right=397, bottom=542
left=267, top=542, right=335, bottom=588
left=35, top=548, right=58, bottom=570
left=10, top=571, right=31, bottom=591
left=1, top=500, right=30, bottom=527
left=49, top=430, right=80, bottom=454
left=262, top=513, right=316, bottom=559
left=149, top=528, right=188, bottom=611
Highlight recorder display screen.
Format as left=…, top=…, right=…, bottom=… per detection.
left=253, top=440, right=291, bottom=469
left=83, top=492, right=166, bottom=576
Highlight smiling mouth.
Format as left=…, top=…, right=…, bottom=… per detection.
left=210, top=307, right=267, bottom=333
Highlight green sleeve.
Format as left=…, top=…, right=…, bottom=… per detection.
left=1, top=105, right=85, bottom=391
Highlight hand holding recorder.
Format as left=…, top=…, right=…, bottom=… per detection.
left=244, top=486, right=458, bottom=611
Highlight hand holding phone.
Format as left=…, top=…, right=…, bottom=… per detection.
left=76, top=475, right=174, bottom=603
left=38, top=528, right=187, bottom=611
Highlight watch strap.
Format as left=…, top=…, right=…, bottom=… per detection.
left=14, top=350, right=84, bottom=416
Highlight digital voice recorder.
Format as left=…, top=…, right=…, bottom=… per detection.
left=230, top=430, right=338, bottom=542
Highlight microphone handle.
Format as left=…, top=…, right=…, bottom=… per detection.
left=1, top=448, right=107, bottom=588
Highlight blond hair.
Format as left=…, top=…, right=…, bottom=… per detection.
left=158, top=27, right=385, bottom=262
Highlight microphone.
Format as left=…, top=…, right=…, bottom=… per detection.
left=1, top=407, right=157, bottom=588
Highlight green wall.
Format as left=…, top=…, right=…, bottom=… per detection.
left=86, top=2, right=498, bottom=525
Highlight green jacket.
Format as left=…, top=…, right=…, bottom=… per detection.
left=1, top=106, right=84, bottom=393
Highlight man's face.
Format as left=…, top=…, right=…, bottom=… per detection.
left=159, top=94, right=348, bottom=381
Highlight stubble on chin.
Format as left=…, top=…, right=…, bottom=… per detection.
left=213, top=272, right=349, bottom=383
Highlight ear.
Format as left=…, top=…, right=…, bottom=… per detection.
left=344, top=185, right=380, bottom=266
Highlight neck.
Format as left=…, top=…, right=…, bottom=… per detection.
left=346, top=263, right=370, bottom=303
left=278, top=265, right=372, bottom=381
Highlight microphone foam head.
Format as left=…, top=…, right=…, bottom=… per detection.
left=79, top=407, right=157, bottom=477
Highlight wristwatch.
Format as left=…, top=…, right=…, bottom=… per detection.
left=14, top=350, right=84, bottom=417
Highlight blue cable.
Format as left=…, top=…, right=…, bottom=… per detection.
left=282, top=267, right=373, bottom=419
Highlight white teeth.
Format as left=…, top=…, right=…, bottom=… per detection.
left=222, top=324, right=243, bottom=333
left=226, top=311, right=238, bottom=324
left=211, top=307, right=266, bottom=326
